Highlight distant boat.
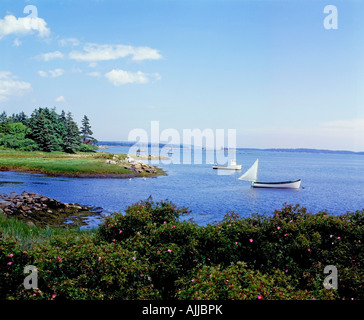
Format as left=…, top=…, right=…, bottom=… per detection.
left=167, top=149, right=173, bottom=155
left=212, top=159, right=242, bottom=170
left=136, top=149, right=146, bottom=153
left=238, top=158, right=301, bottom=189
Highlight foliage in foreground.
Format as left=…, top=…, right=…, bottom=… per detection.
left=0, top=109, right=97, bottom=153
left=0, top=199, right=363, bottom=300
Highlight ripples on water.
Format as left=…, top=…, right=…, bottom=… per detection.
left=0, top=146, right=363, bottom=227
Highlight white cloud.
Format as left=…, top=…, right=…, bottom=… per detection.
left=55, top=95, right=65, bottom=102
left=105, top=69, right=160, bottom=86
left=58, top=37, right=80, bottom=47
left=13, top=38, right=21, bottom=46
left=0, top=71, right=32, bottom=102
left=38, top=68, right=64, bottom=78
left=88, top=62, right=98, bottom=68
left=0, top=14, right=50, bottom=39
left=86, top=71, right=101, bottom=77
left=69, top=43, right=162, bottom=62
left=37, top=70, right=48, bottom=77
left=35, top=51, right=64, bottom=61
left=49, top=69, right=64, bottom=78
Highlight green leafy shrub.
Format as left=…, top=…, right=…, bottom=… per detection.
left=0, top=200, right=363, bottom=300
left=78, top=143, right=98, bottom=153
left=7, top=234, right=161, bottom=300
left=97, top=197, right=190, bottom=242
left=175, top=261, right=337, bottom=300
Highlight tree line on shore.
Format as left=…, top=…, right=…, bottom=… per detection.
left=0, top=108, right=97, bottom=153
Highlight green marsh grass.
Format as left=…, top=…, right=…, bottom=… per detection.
left=0, top=150, right=132, bottom=176
left=0, top=214, right=96, bottom=250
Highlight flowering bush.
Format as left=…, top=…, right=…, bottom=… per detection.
left=1, top=200, right=363, bottom=300
left=175, top=262, right=336, bottom=300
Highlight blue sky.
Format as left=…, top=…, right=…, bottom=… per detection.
left=0, top=0, right=363, bottom=151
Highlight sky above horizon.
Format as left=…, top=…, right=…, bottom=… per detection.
left=0, top=0, right=363, bottom=151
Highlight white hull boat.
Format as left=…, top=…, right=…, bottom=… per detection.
left=238, top=159, right=301, bottom=189
left=252, top=179, right=301, bottom=189
left=213, top=160, right=242, bottom=170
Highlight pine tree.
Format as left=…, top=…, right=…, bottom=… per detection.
left=80, top=115, right=97, bottom=144
left=10, top=112, right=28, bottom=126
left=62, top=112, right=80, bottom=153
left=28, top=108, right=63, bottom=152
left=0, top=111, right=10, bottom=134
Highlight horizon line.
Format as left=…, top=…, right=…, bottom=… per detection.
left=96, top=141, right=364, bottom=155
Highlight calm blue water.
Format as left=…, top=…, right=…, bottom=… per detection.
left=1, top=146, right=363, bottom=227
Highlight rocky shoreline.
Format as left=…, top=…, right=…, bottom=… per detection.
left=104, top=154, right=165, bottom=176
left=0, top=191, right=103, bottom=228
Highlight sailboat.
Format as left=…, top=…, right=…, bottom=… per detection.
left=238, top=158, right=301, bottom=189
left=212, top=159, right=242, bottom=170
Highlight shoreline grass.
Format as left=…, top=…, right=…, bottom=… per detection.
left=0, top=214, right=95, bottom=250
left=0, top=150, right=163, bottom=178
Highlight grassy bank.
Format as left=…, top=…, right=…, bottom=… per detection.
left=0, top=214, right=95, bottom=250
left=0, top=198, right=363, bottom=300
left=0, top=150, right=163, bottom=178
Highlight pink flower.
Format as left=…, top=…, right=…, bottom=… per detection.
left=249, top=239, right=253, bottom=243
left=137, top=210, right=140, bottom=213
left=284, top=233, right=288, bottom=237
left=168, top=249, right=172, bottom=252
left=9, top=254, right=13, bottom=258
left=235, top=242, right=238, bottom=245
left=285, top=269, right=288, bottom=273
left=157, top=250, right=161, bottom=253
left=57, top=256, right=62, bottom=261
left=308, top=248, right=311, bottom=252
left=8, top=262, right=12, bottom=265
left=277, top=226, right=281, bottom=230
left=172, top=225, right=176, bottom=228
left=52, top=294, right=57, bottom=299
left=337, top=236, right=341, bottom=240
left=119, top=230, right=122, bottom=234
left=132, top=257, right=136, bottom=261
left=257, top=294, right=263, bottom=300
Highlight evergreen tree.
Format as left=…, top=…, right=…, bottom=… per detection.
left=10, top=112, right=28, bottom=126
left=59, top=110, right=67, bottom=124
left=28, top=108, right=63, bottom=152
left=62, top=112, right=80, bottom=153
left=0, top=108, right=96, bottom=153
left=0, top=111, right=11, bottom=134
left=80, top=115, right=97, bottom=144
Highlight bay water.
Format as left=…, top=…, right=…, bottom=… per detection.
left=0, top=146, right=363, bottom=227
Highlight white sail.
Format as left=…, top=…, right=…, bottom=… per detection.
left=238, top=158, right=259, bottom=181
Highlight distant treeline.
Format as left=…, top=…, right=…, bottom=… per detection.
left=98, top=141, right=364, bottom=155
left=0, top=108, right=97, bottom=153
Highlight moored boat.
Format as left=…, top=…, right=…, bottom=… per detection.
left=252, top=179, right=301, bottom=189
left=213, top=160, right=242, bottom=170
left=238, top=158, right=301, bottom=189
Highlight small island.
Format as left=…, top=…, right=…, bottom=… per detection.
left=0, top=108, right=164, bottom=179
left=0, top=150, right=165, bottom=178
